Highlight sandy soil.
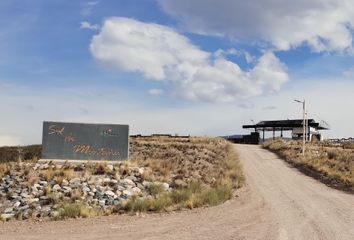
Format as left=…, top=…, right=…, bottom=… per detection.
left=1, top=144, right=353, bottom=240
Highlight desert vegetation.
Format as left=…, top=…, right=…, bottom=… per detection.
left=263, top=139, right=354, bottom=192
left=0, top=136, right=244, bottom=221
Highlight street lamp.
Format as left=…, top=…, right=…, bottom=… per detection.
left=294, top=99, right=306, bottom=156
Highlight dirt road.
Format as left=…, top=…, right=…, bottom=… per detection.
left=1, top=144, right=353, bottom=240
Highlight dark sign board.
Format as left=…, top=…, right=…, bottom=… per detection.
left=42, top=121, right=129, bottom=161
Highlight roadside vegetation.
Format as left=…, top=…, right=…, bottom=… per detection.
left=0, top=136, right=244, bottom=221
left=121, top=136, right=244, bottom=213
left=263, top=139, right=354, bottom=192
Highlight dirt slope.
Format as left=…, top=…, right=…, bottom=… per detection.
left=1, top=144, right=353, bottom=240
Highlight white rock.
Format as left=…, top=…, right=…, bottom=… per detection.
left=52, top=184, right=61, bottom=192
left=19, top=205, right=29, bottom=211
left=142, top=181, right=152, bottom=187
left=103, top=178, right=111, bottom=183
left=13, top=201, right=21, bottom=208
left=1, top=213, right=14, bottom=220
left=138, top=168, right=144, bottom=175
left=61, top=179, right=69, bottom=186
left=21, top=192, right=29, bottom=198
left=122, top=189, right=133, bottom=197
left=69, top=178, right=81, bottom=184
left=122, top=179, right=135, bottom=186
left=110, top=179, right=118, bottom=184
left=162, top=183, right=169, bottom=191
left=28, top=198, right=39, bottom=204
left=41, top=206, right=51, bottom=212
left=107, top=164, right=114, bottom=171
left=4, top=207, right=13, bottom=213
left=50, top=211, right=59, bottom=218
left=98, top=200, right=106, bottom=206
left=33, top=163, right=40, bottom=170
left=104, top=190, right=116, bottom=197
left=132, top=187, right=141, bottom=195
left=62, top=186, right=72, bottom=192
left=39, top=181, right=48, bottom=186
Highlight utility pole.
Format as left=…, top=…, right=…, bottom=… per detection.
left=295, top=99, right=306, bottom=156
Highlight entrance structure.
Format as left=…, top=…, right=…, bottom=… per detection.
left=243, top=119, right=329, bottom=142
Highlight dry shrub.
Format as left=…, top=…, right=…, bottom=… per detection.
left=143, top=159, right=174, bottom=181
left=27, top=175, right=39, bottom=188
left=147, top=183, right=165, bottom=196
left=40, top=168, right=75, bottom=183
left=93, top=162, right=109, bottom=175
left=130, top=136, right=244, bottom=190
left=118, top=161, right=130, bottom=176
left=0, top=145, right=41, bottom=163
left=263, top=140, right=354, bottom=190
left=55, top=202, right=100, bottom=220
left=0, top=163, right=8, bottom=178
left=124, top=181, right=233, bottom=213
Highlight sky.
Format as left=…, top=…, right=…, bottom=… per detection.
left=1, top=0, right=354, bottom=146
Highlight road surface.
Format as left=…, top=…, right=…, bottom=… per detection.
left=1, top=144, right=353, bottom=240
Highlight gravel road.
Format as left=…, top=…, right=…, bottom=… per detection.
left=1, top=144, right=353, bottom=240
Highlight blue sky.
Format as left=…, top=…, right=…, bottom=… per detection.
left=1, top=0, right=354, bottom=145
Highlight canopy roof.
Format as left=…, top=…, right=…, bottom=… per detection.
left=243, top=119, right=329, bottom=131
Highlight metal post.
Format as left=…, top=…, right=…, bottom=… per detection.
left=302, top=100, right=306, bottom=155
left=305, top=109, right=308, bottom=142
left=295, top=99, right=306, bottom=156
left=273, top=127, right=275, bottom=139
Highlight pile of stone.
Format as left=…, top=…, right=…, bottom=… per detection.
left=0, top=162, right=171, bottom=221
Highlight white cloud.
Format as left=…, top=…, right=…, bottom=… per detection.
left=87, top=1, right=99, bottom=6
left=0, top=135, right=21, bottom=147
left=80, top=21, right=99, bottom=30
left=81, top=1, right=100, bottom=16
left=148, top=88, right=164, bottom=96
left=343, top=66, right=354, bottom=78
left=90, top=17, right=288, bottom=103
left=0, top=79, right=353, bottom=146
left=158, top=0, right=354, bottom=52
left=214, top=48, right=254, bottom=63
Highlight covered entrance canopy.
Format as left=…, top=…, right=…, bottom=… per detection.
left=243, top=119, right=329, bottom=141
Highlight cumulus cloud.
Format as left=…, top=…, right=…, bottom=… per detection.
left=90, top=17, right=288, bottom=103
left=80, top=21, right=99, bottom=30
left=214, top=48, right=255, bottom=63
left=158, top=0, right=354, bottom=52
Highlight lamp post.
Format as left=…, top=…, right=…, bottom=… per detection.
left=294, top=99, right=306, bottom=156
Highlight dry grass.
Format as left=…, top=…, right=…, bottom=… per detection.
left=0, top=145, right=41, bottom=163
left=40, top=168, right=75, bottom=183
left=130, top=136, right=244, bottom=188
left=124, top=181, right=233, bottom=212
left=55, top=202, right=101, bottom=220
left=0, top=163, right=9, bottom=179
left=263, top=139, right=354, bottom=192
left=121, top=136, right=244, bottom=213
